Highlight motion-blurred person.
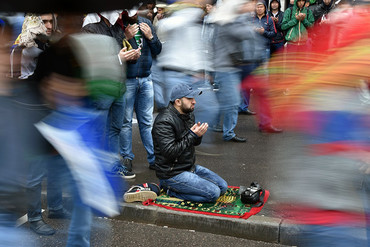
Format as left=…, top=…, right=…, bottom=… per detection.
left=9, top=13, right=71, bottom=236
left=268, top=3, right=370, bottom=244
left=268, top=0, right=285, bottom=54
left=152, top=2, right=168, bottom=27
left=0, top=18, right=41, bottom=246
left=34, top=13, right=128, bottom=246
left=241, top=0, right=283, bottom=133
left=82, top=10, right=141, bottom=179
left=156, top=0, right=219, bottom=132
left=210, top=0, right=262, bottom=142
left=311, top=0, right=336, bottom=23
left=119, top=6, right=162, bottom=173
left=152, top=84, right=228, bottom=202
left=281, top=0, right=314, bottom=52
left=151, top=2, right=168, bottom=111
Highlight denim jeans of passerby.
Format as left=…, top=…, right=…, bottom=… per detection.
left=214, top=71, right=241, bottom=140
left=238, top=63, right=259, bottom=112
left=162, top=70, right=220, bottom=128
left=120, top=76, right=155, bottom=165
left=152, top=59, right=167, bottom=110
left=160, top=165, right=228, bottom=202
left=92, top=94, right=124, bottom=154
left=270, top=42, right=285, bottom=55
left=27, top=154, right=66, bottom=222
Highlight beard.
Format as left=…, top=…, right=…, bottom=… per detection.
left=180, top=104, right=194, bottom=114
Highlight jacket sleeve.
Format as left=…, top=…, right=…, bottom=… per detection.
left=263, top=17, right=277, bottom=39
left=276, top=12, right=284, bottom=31
left=302, top=9, right=315, bottom=28
left=281, top=8, right=298, bottom=31
left=145, top=19, right=162, bottom=56
left=153, top=118, right=199, bottom=161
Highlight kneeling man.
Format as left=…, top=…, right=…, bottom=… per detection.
left=152, top=84, right=228, bottom=202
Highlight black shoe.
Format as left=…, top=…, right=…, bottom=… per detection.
left=259, top=125, right=283, bottom=133
left=48, top=208, right=71, bottom=219
left=29, top=220, right=56, bottom=235
left=239, top=109, right=256, bottom=115
left=121, top=158, right=133, bottom=172
left=225, top=135, right=247, bottom=143
left=113, top=165, right=136, bottom=179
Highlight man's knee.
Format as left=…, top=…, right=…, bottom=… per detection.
left=206, top=186, right=221, bottom=202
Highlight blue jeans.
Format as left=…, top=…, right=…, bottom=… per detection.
left=162, top=70, right=220, bottom=128
left=120, top=76, right=155, bottom=165
left=238, top=63, right=259, bottom=112
left=27, top=155, right=65, bottom=222
left=160, top=165, right=228, bottom=202
left=92, top=94, right=124, bottom=154
left=152, top=60, right=167, bottom=110
left=214, top=71, right=241, bottom=140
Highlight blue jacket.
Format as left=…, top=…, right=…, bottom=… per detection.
left=125, top=16, right=162, bottom=78
left=252, top=13, right=277, bottom=47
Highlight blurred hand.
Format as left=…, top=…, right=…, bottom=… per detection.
left=124, top=23, right=139, bottom=40
left=191, top=122, right=208, bottom=137
left=139, top=23, right=153, bottom=40
left=119, top=47, right=141, bottom=61
left=257, top=27, right=265, bottom=34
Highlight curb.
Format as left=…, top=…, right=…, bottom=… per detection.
left=42, top=194, right=300, bottom=245
left=115, top=202, right=299, bottom=246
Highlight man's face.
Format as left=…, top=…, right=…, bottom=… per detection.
left=297, top=0, right=305, bottom=9
left=271, top=1, right=279, bottom=10
left=256, top=4, right=266, bottom=16
left=180, top=97, right=196, bottom=114
left=323, top=0, right=331, bottom=5
left=40, top=14, right=53, bottom=36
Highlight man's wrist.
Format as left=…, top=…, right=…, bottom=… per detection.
left=148, top=35, right=154, bottom=41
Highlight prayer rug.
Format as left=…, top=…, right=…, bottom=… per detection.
left=143, top=186, right=269, bottom=219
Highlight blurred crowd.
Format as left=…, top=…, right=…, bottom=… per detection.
left=0, top=0, right=369, bottom=246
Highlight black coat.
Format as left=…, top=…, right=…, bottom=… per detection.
left=152, top=104, right=202, bottom=180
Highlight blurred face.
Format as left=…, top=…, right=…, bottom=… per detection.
left=323, top=0, right=331, bottom=5
left=205, top=4, right=214, bottom=14
left=271, top=1, right=279, bottom=10
left=297, top=0, right=305, bottom=8
left=157, top=7, right=164, bottom=14
left=256, top=4, right=266, bottom=16
left=40, top=14, right=53, bottom=36
left=179, top=97, right=196, bottom=113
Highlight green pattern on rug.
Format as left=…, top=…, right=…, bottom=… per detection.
left=146, top=187, right=269, bottom=218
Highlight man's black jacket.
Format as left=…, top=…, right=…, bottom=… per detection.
left=152, top=103, right=202, bottom=180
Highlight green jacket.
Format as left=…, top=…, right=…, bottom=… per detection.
left=281, top=0, right=314, bottom=43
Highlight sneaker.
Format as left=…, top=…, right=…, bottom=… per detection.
left=124, top=183, right=160, bottom=203
left=121, top=158, right=133, bottom=172
left=29, top=219, right=56, bottom=235
left=48, top=208, right=71, bottom=219
left=113, top=165, right=136, bottom=179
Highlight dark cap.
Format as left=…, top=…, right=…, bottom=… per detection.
left=170, top=84, right=202, bottom=102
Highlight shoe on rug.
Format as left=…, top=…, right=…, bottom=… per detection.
left=124, top=183, right=160, bottom=203
left=113, top=165, right=136, bottom=179
left=29, top=220, right=56, bottom=235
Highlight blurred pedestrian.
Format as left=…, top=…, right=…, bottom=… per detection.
left=156, top=0, right=219, bottom=132
left=82, top=10, right=140, bottom=179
